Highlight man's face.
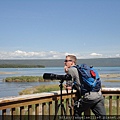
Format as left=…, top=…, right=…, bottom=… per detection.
left=64, top=57, right=73, bottom=68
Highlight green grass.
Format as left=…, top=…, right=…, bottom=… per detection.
left=19, top=84, right=60, bottom=95
left=4, top=76, right=44, bottom=82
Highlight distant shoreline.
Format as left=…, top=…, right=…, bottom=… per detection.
left=0, top=64, right=45, bottom=68
left=0, top=58, right=120, bottom=67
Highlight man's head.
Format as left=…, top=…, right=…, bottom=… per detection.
left=64, top=55, right=77, bottom=68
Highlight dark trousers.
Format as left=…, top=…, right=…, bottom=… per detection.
left=74, top=94, right=106, bottom=120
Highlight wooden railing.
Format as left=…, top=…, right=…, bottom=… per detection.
left=0, top=88, right=120, bottom=120
left=102, top=88, right=120, bottom=116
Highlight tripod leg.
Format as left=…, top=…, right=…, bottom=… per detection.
left=61, top=104, right=66, bottom=116
left=53, top=80, right=67, bottom=120
left=53, top=104, right=61, bottom=120
left=53, top=103, right=67, bottom=120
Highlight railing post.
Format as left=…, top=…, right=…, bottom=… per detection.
left=20, top=106, right=25, bottom=120
left=2, top=109, right=6, bottom=115
left=49, top=101, right=52, bottom=120
left=11, top=108, right=16, bottom=120
left=55, top=100, right=58, bottom=115
left=35, top=104, right=40, bottom=120
left=42, top=103, right=47, bottom=120
left=28, top=104, right=33, bottom=120
left=117, top=96, right=119, bottom=115
left=109, top=96, right=112, bottom=115
left=2, top=109, right=6, bottom=120
left=66, top=98, right=69, bottom=115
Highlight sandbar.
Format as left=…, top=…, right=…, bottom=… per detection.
left=0, top=72, right=18, bottom=74
left=100, top=73, right=120, bottom=78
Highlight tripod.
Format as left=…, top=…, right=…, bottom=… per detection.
left=53, top=79, right=66, bottom=120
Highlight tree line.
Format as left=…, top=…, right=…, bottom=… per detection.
left=0, top=64, right=45, bottom=68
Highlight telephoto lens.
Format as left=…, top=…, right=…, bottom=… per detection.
left=43, top=73, right=72, bottom=81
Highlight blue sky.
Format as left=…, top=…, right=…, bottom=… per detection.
left=0, top=0, right=120, bottom=59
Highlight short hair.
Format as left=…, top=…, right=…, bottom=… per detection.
left=66, top=55, right=77, bottom=64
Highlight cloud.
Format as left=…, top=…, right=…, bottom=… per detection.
left=90, top=53, right=102, bottom=56
left=0, top=50, right=118, bottom=59
left=116, top=54, right=120, bottom=57
left=0, top=50, right=79, bottom=59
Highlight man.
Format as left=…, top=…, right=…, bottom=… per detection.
left=64, top=55, right=106, bottom=119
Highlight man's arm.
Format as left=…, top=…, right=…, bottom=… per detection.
left=64, top=67, right=80, bottom=90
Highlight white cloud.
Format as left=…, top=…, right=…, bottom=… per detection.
left=90, top=53, right=102, bottom=56
left=0, top=50, right=78, bottom=59
left=116, top=54, right=120, bottom=57
left=0, top=50, right=118, bottom=59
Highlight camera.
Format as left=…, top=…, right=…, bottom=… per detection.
left=43, top=73, right=72, bottom=81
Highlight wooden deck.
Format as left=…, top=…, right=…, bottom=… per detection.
left=0, top=88, right=120, bottom=120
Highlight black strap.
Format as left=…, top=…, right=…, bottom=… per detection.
left=72, top=82, right=81, bottom=98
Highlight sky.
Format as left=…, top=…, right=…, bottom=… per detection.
left=0, top=0, right=120, bottom=59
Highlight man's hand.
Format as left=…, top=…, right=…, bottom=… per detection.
left=64, top=84, right=72, bottom=90
left=64, top=66, right=68, bottom=73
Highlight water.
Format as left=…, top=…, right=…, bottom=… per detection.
left=0, top=67, right=120, bottom=98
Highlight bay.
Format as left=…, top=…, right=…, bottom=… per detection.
left=0, top=67, right=120, bottom=98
